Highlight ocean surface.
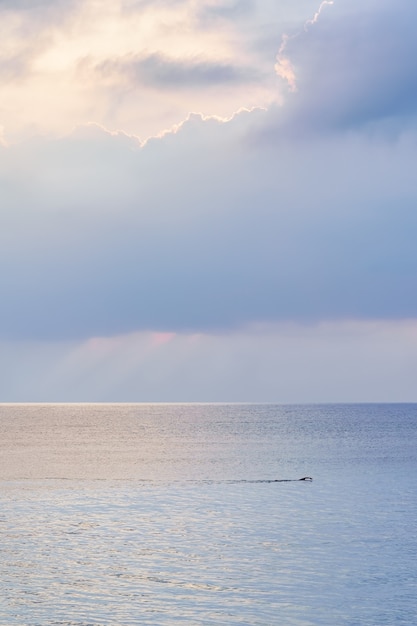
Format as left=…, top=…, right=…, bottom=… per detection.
left=0, top=403, right=416, bottom=625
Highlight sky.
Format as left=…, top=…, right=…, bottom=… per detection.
left=1, top=0, right=417, bottom=402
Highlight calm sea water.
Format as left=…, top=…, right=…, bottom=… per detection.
left=0, top=403, right=416, bottom=625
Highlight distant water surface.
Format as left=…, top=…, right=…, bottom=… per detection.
left=0, top=403, right=416, bottom=625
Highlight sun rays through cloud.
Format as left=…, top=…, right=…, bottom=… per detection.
left=1, top=0, right=417, bottom=401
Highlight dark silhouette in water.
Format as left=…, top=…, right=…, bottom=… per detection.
left=219, top=477, right=314, bottom=484
left=268, top=476, right=313, bottom=482
left=260, top=477, right=313, bottom=483
left=195, top=478, right=313, bottom=484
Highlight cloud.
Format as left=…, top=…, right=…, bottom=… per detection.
left=273, top=0, right=417, bottom=134
left=0, top=0, right=81, bottom=84
left=0, top=0, right=284, bottom=141
left=0, top=0, right=80, bottom=25
left=196, top=0, right=255, bottom=23
left=1, top=0, right=417, bottom=343
left=0, top=50, right=33, bottom=82
left=1, top=107, right=417, bottom=341
left=2, top=321, right=417, bottom=402
left=2, top=0, right=416, bottom=403
left=123, top=0, right=255, bottom=22
left=96, top=52, right=262, bottom=89
left=120, top=0, right=186, bottom=11
left=0, top=0, right=56, bottom=9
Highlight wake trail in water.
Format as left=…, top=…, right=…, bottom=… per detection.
left=197, top=477, right=313, bottom=484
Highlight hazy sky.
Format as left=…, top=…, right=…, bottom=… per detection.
left=1, top=0, right=417, bottom=402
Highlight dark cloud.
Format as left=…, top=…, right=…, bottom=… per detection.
left=121, top=0, right=253, bottom=20
left=196, top=0, right=255, bottom=23
left=274, top=0, right=417, bottom=134
left=0, top=0, right=52, bottom=8
left=97, top=53, right=261, bottom=89
left=1, top=111, right=417, bottom=341
left=0, top=0, right=79, bottom=15
left=0, top=0, right=81, bottom=46
left=121, top=0, right=185, bottom=11
left=2, top=0, right=417, bottom=341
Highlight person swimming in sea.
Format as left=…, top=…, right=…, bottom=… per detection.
left=273, top=476, right=312, bottom=482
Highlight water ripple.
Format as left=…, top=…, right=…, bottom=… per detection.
left=1, top=403, right=416, bottom=625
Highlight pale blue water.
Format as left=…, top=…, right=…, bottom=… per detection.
left=0, top=403, right=416, bottom=625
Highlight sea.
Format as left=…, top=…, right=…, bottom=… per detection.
left=0, top=403, right=416, bottom=626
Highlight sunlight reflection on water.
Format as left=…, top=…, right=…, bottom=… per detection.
left=0, top=404, right=416, bottom=625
